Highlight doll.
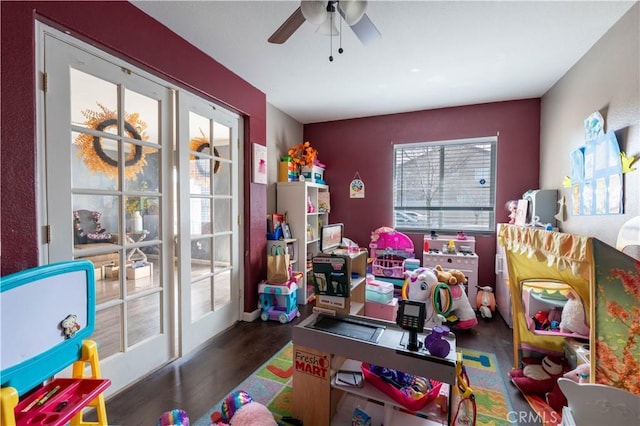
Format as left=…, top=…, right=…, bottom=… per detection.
left=506, top=200, right=518, bottom=224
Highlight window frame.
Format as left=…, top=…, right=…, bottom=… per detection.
left=392, top=136, right=498, bottom=234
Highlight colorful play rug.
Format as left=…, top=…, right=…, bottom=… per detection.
left=195, top=343, right=513, bottom=426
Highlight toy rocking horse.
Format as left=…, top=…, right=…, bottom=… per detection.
left=402, top=267, right=478, bottom=329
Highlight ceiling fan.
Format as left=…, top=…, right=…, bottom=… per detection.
left=268, top=0, right=381, bottom=46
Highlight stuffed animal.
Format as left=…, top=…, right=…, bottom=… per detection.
left=402, top=266, right=478, bottom=329
left=509, top=356, right=565, bottom=396
left=402, top=267, right=443, bottom=325
left=560, top=291, right=590, bottom=336
left=213, top=390, right=277, bottom=426
left=433, top=265, right=463, bottom=285
left=157, top=409, right=189, bottom=426
left=545, top=363, right=590, bottom=412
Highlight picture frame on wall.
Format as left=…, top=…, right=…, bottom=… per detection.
left=252, top=143, right=267, bottom=184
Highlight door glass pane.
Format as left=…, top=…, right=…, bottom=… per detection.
left=70, top=68, right=117, bottom=130
left=213, top=269, right=231, bottom=310
left=213, top=121, right=231, bottom=196
left=191, top=236, right=213, bottom=275
left=214, top=198, right=231, bottom=233
left=123, top=142, right=159, bottom=191
left=72, top=194, right=120, bottom=245
left=93, top=306, right=123, bottom=358
left=94, top=257, right=123, bottom=304
left=127, top=294, right=161, bottom=347
left=190, top=198, right=211, bottom=237
left=71, top=131, right=119, bottom=190
left=214, top=234, right=231, bottom=268
left=189, top=111, right=210, bottom=141
left=124, top=88, right=160, bottom=144
left=191, top=277, right=213, bottom=322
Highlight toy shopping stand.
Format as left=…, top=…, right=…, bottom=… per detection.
left=258, top=280, right=300, bottom=323
left=1, top=260, right=110, bottom=426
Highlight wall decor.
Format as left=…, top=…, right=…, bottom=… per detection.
left=350, top=172, right=365, bottom=198
left=570, top=112, right=626, bottom=216
left=252, top=143, right=267, bottom=184
left=74, top=103, right=149, bottom=180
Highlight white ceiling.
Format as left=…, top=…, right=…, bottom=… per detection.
left=131, top=0, right=636, bottom=124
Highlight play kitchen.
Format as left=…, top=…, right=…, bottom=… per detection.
left=422, top=232, right=479, bottom=306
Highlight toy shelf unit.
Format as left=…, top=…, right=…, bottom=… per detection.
left=1, top=261, right=110, bottom=426
left=422, top=234, right=479, bottom=307
left=258, top=281, right=299, bottom=324
left=276, top=181, right=330, bottom=304
left=313, top=250, right=368, bottom=317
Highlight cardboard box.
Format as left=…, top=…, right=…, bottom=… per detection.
left=104, top=264, right=121, bottom=279
left=365, top=297, right=398, bottom=322
left=126, top=263, right=151, bottom=280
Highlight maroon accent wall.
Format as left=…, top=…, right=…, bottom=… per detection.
left=304, top=99, right=541, bottom=287
left=0, top=1, right=266, bottom=312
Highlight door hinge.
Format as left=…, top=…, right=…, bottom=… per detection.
left=237, top=215, right=242, bottom=226
left=42, top=72, right=48, bottom=93
left=44, top=225, right=51, bottom=244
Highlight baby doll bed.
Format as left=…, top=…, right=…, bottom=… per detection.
left=369, top=227, right=415, bottom=285
left=498, top=224, right=639, bottom=396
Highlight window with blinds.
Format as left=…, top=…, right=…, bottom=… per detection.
left=393, top=136, right=497, bottom=233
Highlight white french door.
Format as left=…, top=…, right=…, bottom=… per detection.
left=176, top=92, right=242, bottom=355
left=38, top=23, right=242, bottom=395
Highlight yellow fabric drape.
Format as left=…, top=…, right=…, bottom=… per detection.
left=497, top=224, right=594, bottom=367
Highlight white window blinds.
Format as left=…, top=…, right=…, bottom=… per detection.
left=393, top=136, right=497, bottom=233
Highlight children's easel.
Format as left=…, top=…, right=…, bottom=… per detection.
left=1, top=260, right=110, bottom=426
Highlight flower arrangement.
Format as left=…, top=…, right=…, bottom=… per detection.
left=288, top=141, right=318, bottom=170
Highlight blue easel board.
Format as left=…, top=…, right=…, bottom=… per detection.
left=1, top=260, right=96, bottom=396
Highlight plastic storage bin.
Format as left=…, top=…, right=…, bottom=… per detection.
left=365, top=279, right=394, bottom=304
left=360, top=362, right=442, bottom=411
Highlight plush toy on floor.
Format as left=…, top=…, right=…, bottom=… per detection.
left=157, top=408, right=189, bottom=426
left=213, top=390, right=277, bottom=426
left=559, top=290, right=590, bottom=336
left=545, top=363, right=590, bottom=412
left=509, top=356, right=565, bottom=396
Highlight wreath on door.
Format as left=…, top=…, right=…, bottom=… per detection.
left=74, top=103, right=150, bottom=180
left=190, top=134, right=222, bottom=175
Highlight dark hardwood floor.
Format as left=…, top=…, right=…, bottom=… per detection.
left=101, top=305, right=537, bottom=425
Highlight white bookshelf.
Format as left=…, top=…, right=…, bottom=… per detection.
left=276, top=181, right=329, bottom=304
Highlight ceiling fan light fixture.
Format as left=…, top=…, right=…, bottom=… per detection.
left=316, top=16, right=339, bottom=36
left=301, top=0, right=328, bottom=25
left=339, top=0, right=367, bottom=25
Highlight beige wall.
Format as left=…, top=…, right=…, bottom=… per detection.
left=266, top=103, right=304, bottom=214
left=541, top=3, right=639, bottom=246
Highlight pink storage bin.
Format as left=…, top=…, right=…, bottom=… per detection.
left=365, top=297, right=398, bottom=321
left=361, top=362, right=443, bottom=412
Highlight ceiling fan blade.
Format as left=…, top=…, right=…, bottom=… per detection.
left=268, top=6, right=305, bottom=44
left=348, top=13, right=381, bottom=46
